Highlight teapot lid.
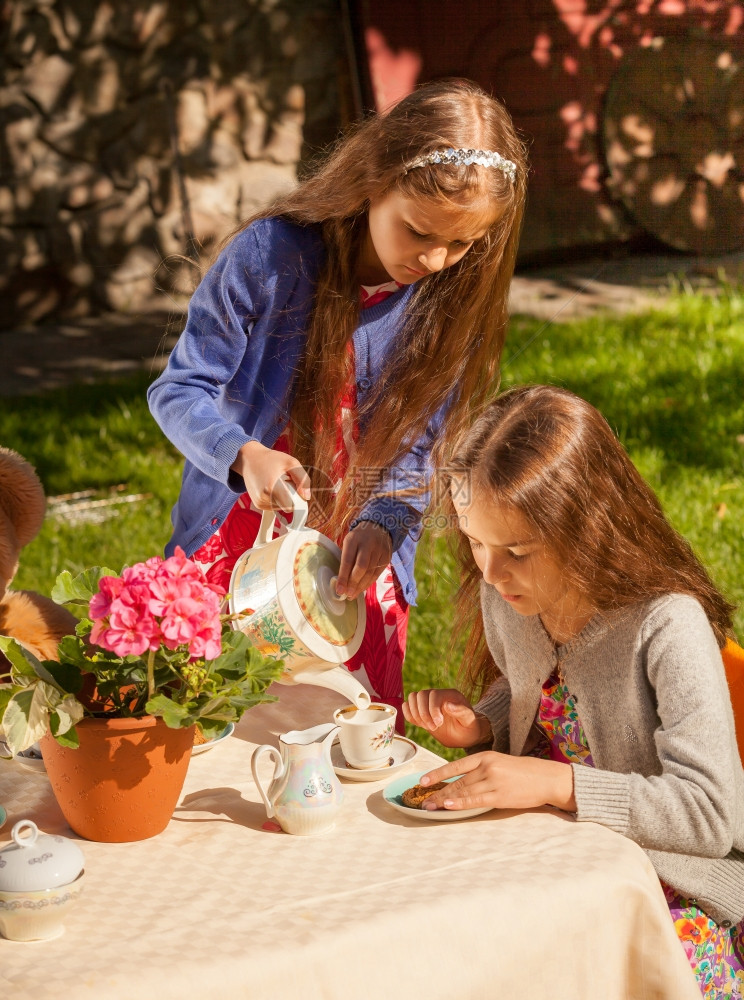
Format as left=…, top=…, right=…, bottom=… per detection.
left=0, top=820, right=85, bottom=891
left=293, top=542, right=360, bottom=646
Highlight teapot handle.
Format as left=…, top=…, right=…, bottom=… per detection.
left=255, top=477, right=308, bottom=547
left=251, top=744, right=285, bottom=818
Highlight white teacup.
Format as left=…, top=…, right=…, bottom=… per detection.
left=332, top=703, right=397, bottom=769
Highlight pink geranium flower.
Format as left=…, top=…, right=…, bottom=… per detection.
left=160, top=597, right=204, bottom=647
left=89, top=575, right=124, bottom=620
left=89, top=550, right=223, bottom=662
left=162, top=546, right=205, bottom=581
left=95, top=604, right=161, bottom=657
left=148, top=572, right=195, bottom=617
left=189, top=627, right=222, bottom=662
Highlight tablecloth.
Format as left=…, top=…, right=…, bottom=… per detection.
left=0, top=684, right=701, bottom=1000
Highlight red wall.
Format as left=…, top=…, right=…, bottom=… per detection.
left=351, top=1, right=744, bottom=257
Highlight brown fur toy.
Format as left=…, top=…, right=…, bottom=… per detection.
left=0, top=447, right=77, bottom=673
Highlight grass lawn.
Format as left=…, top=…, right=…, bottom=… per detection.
left=2, top=289, right=743, bottom=759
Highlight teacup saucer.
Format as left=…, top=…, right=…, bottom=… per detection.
left=12, top=744, right=46, bottom=775
left=331, top=735, right=418, bottom=782
left=191, top=722, right=235, bottom=756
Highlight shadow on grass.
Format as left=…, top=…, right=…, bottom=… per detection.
left=0, top=372, right=176, bottom=494
left=571, top=362, right=744, bottom=473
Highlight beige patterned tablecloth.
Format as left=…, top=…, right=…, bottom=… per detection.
left=0, top=684, right=700, bottom=1000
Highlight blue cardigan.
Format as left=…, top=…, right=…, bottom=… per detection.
left=148, top=218, right=449, bottom=605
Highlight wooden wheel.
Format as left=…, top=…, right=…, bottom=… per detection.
left=603, top=36, right=744, bottom=253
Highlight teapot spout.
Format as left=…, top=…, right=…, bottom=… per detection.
left=292, top=666, right=371, bottom=708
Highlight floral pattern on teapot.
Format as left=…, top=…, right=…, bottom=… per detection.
left=238, top=597, right=313, bottom=661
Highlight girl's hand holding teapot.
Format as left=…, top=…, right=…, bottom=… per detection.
left=232, top=440, right=312, bottom=508
left=232, top=442, right=390, bottom=601
left=335, top=521, right=393, bottom=601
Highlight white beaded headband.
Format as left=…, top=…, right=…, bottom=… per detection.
left=404, top=147, right=517, bottom=183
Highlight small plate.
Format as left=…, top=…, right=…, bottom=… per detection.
left=12, top=744, right=46, bottom=775
left=331, top=735, right=418, bottom=781
left=383, top=770, right=492, bottom=822
left=191, top=722, right=235, bottom=755
left=0, top=804, right=6, bottom=829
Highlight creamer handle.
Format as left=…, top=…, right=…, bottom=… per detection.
left=250, top=744, right=285, bottom=818
left=256, top=477, right=308, bottom=546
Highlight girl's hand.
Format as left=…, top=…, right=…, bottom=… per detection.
left=335, top=521, right=393, bottom=601
left=417, top=752, right=577, bottom=813
left=402, top=689, right=491, bottom=748
left=231, top=440, right=311, bottom=510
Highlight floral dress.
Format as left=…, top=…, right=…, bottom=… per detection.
left=527, top=670, right=744, bottom=999
left=192, top=280, right=408, bottom=731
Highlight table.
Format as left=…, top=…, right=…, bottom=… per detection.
left=0, top=684, right=701, bottom=1000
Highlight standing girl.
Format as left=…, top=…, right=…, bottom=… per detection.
left=148, top=80, right=527, bottom=722
left=404, top=385, right=744, bottom=997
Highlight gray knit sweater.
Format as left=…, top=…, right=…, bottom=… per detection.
left=476, top=583, right=744, bottom=926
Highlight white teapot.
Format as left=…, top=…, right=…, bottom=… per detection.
left=229, top=483, right=370, bottom=708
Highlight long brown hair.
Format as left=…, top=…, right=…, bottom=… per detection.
left=241, top=79, right=528, bottom=534
left=446, top=384, right=736, bottom=698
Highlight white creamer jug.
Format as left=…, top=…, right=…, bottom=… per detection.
left=251, top=723, right=343, bottom=835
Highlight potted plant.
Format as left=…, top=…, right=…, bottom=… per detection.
left=0, top=547, right=283, bottom=842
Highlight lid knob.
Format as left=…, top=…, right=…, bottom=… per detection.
left=0, top=819, right=85, bottom=892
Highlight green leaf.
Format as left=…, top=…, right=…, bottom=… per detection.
left=57, top=633, right=90, bottom=663
left=145, top=693, right=192, bottom=729
left=50, top=721, right=79, bottom=749
left=1, top=681, right=84, bottom=754
left=50, top=695, right=85, bottom=737
left=51, top=567, right=117, bottom=615
left=0, top=636, right=85, bottom=695
left=2, top=687, right=47, bottom=753
left=212, top=631, right=284, bottom=683
left=0, top=636, right=44, bottom=678
left=75, top=618, right=93, bottom=638
left=0, top=685, right=13, bottom=720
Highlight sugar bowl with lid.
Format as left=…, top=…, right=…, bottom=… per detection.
left=0, top=819, right=85, bottom=941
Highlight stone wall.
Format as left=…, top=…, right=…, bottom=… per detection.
left=0, top=0, right=348, bottom=328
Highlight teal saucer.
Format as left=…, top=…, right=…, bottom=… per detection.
left=0, top=804, right=6, bottom=829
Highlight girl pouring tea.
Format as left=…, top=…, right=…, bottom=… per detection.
left=148, top=80, right=527, bottom=723
left=404, top=384, right=744, bottom=997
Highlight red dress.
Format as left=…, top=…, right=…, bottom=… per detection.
left=192, top=280, right=409, bottom=730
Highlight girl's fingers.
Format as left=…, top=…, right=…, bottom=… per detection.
left=420, top=769, right=496, bottom=810
left=419, top=754, right=480, bottom=786
left=423, top=783, right=494, bottom=811
left=401, top=691, right=433, bottom=731
left=336, top=543, right=369, bottom=599
left=285, top=463, right=312, bottom=501
left=443, top=700, right=476, bottom=724
left=270, top=475, right=298, bottom=510
left=335, top=535, right=360, bottom=595
left=403, top=691, right=424, bottom=729
left=415, top=690, right=442, bottom=731
left=337, top=524, right=391, bottom=599
left=402, top=690, right=472, bottom=733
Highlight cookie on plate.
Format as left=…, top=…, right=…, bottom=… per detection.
left=401, top=781, right=447, bottom=808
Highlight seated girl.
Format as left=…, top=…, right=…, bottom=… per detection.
left=404, top=384, right=744, bottom=998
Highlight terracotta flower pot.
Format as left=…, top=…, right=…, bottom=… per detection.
left=41, top=716, right=195, bottom=843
